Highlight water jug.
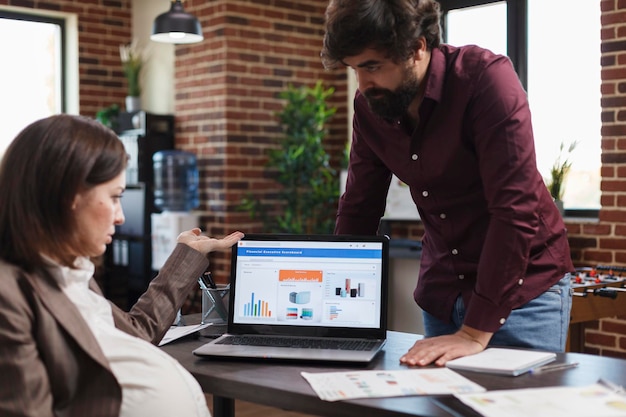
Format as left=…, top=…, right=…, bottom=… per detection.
left=152, top=150, right=199, bottom=212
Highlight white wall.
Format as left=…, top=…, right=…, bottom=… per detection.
left=132, top=0, right=175, bottom=115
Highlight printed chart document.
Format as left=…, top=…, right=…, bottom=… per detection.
left=301, top=368, right=485, bottom=402
left=445, top=347, right=556, bottom=376
left=454, top=383, right=626, bottom=417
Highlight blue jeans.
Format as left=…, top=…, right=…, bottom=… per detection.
left=422, top=274, right=572, bottom=352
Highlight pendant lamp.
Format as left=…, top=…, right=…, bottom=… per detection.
left=151, top=0, right=203, bottom=44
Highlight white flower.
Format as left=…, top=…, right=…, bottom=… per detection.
left=119, top=39, right=143, bottom=65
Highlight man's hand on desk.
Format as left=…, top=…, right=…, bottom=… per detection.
left=399, top=325, right=493, bottom=366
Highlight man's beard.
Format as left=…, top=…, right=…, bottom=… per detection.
left=363, top=69, right=421, bottom=120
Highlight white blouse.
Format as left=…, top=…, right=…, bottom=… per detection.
left=55, top=257, right=211, bottom=417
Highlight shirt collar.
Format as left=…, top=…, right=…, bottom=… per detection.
left=43, top=255, right=95, bottom=287
left=423, top=45, right=448, bottom=104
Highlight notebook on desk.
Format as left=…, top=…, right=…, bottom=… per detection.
left=193, top=233, right=389, bottom=363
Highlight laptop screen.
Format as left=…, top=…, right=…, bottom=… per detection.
left=228, top=234, right=389, bottom=336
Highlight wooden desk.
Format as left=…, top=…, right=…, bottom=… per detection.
left=161, top=325, right=626, bottom=417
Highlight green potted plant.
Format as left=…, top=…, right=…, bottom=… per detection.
left=119, top=40, right=144, bottom=112
left=546, top=140, right=578, bottom=215
left=95, top=103, right=120, bottom=131
left=240, top=81, right=339, bottom=234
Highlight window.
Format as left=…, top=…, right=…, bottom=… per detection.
left=527, top=0, right=601, bottom=212
left=0, top=10, right=66, bottom=157
left=440, top=0, right=601, bottom=213
left=446, top=2, right=507, bottom=56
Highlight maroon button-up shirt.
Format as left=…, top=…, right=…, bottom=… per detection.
left=336, top=44, right=574, bottom=333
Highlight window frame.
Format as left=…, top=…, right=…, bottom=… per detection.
left=0, top=9, right=67, bottom=113
left=439, top=0, right=527, bottom=87
left=438, top=0, right=598, bottom=219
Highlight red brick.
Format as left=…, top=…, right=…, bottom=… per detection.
left=599, top=237, right=626, bottom=250
left=600, top=209, right=626, bottom=223
left=583, top=251, right=614, bottom=264
left=601, top=319, right=626, bottom=334
left=614, top=252, right=626, bottom=264
left=599, top=349, right=626, bottom=359
left=585, top=330, right=617, bottom=347
left=583, top=223, right=612, bottom=235
left=604, top=0, right=617, bottom=12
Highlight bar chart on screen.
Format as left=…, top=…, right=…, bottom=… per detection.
left=242, top=292, right=273, bottom=317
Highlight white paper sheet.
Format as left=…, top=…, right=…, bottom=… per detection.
left=301, top=368, right=485, bottom=402
left=454, top=383, right=626, bottom=417
left=158, top=323, right=212, bottom=346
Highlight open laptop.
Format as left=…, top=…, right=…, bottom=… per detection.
left=193, top=233, right=389, bottom=363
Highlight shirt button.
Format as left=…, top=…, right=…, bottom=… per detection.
left=451, top=249, right=458, bottom=255
left=518, top=278, right=524, bottom=285
left=500, top=318, right=506, bottom=325
left=440, top=213, right=446, bottom=219
left=458, top=274, right=465, bottom=280
left=412, top=154, right=418, bottom=160
left=422, top=191, right=429, bottom=197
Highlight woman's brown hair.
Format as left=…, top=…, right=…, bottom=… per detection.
left=0, top=114, right=127, bottom=271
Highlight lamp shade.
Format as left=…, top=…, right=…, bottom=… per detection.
left=151, top=0, right=203, bottom=44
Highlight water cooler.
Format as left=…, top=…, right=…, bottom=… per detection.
left=151, top=150, right=200, bottom=270
left=103, top=112, right=174, bottom=309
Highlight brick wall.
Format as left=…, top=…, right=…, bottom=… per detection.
left=3, top=0, right=626, bottom=354
left=172, top=0, right=347, bottom=286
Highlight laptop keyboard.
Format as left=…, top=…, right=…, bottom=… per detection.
left=216, top=335, right=378, bottom=351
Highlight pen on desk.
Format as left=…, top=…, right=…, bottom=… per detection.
left=530, top=362, right=579, bottom=375
left=599, top=378, right=626, bottom=394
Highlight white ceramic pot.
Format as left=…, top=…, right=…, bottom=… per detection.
left=125, top=95, right=141, bottom=112
left=554, top=199, right=565, bottom=216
